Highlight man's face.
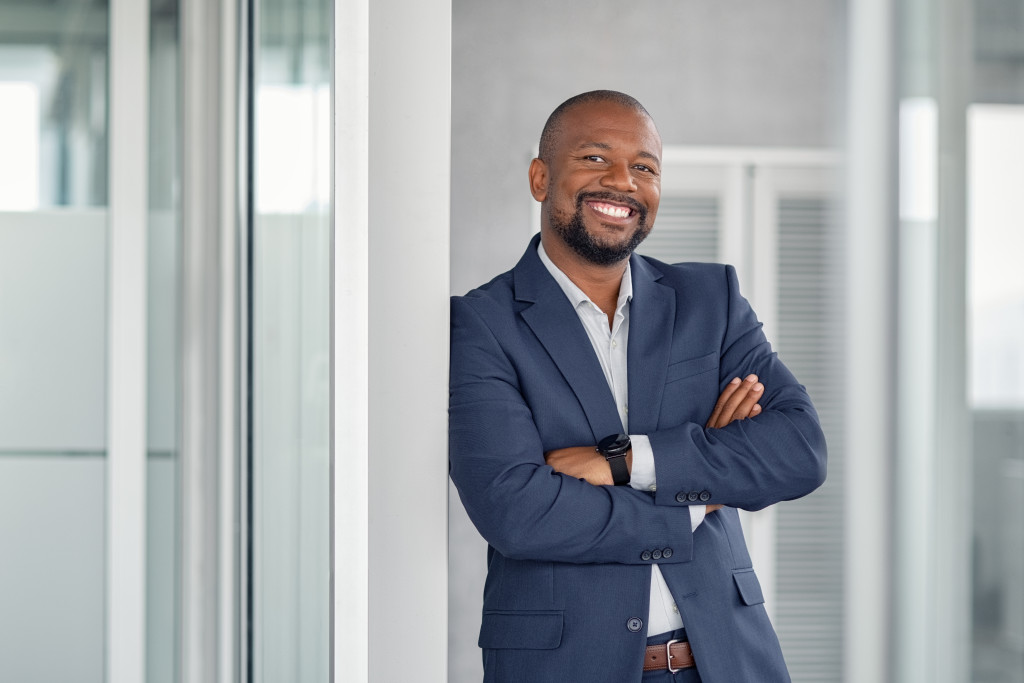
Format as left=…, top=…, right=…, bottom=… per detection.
left=531, top=101, right=662, bottom=266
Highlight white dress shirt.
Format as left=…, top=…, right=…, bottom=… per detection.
left=537, top=242, right=705, bottom=637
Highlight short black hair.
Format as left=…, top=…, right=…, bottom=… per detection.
left=538, top=90, right=654, bottom=162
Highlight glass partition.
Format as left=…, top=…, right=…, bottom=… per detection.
left=249, top=0, right=331, bottom=679
left=147, top=1, right=182, bottom=681
left=0, top=2, right=109, bottom=679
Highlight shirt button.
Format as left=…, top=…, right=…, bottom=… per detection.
left=672, top=604, right=679, bottom=614
left=612, top=340, right=618, bottom=348
left=649, top=485, right=657, bottom=492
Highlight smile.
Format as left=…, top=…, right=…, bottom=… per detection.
left=586, top=201, right=634, bottom=219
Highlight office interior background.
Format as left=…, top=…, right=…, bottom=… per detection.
left=0, top=0, right=1021, bottom=681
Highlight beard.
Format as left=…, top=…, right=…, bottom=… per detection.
left=550, top=192, right=651, bottom=266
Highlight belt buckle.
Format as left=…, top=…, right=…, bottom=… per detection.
left=665, top=638, right=682, bottom=674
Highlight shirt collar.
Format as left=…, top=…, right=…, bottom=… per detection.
left=537, top=239, right=633, bottom=312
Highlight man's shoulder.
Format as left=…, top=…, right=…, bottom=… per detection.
left=634, top=253, right=734, bottom=288
left=451, top=269, right=517, bottom=314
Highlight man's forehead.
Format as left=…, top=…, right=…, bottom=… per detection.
left=558, top=102, right=661, bottom=152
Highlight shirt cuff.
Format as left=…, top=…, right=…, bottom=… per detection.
left=688, top=504, right=706, bottom=531
left=628, top=434, right=657, bottom=492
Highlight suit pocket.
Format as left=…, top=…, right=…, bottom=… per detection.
left=665, top=351, right=718, bottom=384
left=733, top=568, right=765, bottom=606
left=478, top=610, right=563, bottom=650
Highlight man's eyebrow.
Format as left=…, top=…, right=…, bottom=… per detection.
left=637, top=150, right=661, bottom=165
left=575, top=142, right=661, bottom=165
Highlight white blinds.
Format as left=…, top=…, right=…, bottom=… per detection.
left=774, top=196, right=845, bottom=682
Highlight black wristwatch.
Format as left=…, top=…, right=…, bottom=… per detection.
left=597, top=433, right=631, bottom=486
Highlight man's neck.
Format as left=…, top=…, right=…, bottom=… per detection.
left=540, top=232, right=627, bottom=322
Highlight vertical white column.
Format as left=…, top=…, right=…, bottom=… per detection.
left=107, top=0, right=149, bottom=682
left=331, top=0, right=450, bottom=681
left=331, top=0, right=370, bottom=679
left=844, top=1, right=896, bottom=682
left=366, top=0, right=450, bottom=679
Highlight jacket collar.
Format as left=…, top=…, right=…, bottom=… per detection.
left=511, top=234, right=675, bottom=440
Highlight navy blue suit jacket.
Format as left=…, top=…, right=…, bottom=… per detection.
left=449, top=235, right=827, bottom=682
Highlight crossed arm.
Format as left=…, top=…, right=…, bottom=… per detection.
left=545, top=374, right=767, bottom=515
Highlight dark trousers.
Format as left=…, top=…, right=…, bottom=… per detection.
left=642, top=629, right=703, bottom=683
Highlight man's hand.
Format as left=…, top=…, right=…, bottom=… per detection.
left=705, top=375, right=763, bottom=429
left=544, top=446, right=625, bottom=486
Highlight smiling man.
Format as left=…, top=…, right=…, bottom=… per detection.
left=448, top=91, right=827, bottom=682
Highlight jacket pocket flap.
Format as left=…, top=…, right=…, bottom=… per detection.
left=665, top=351, right=718, bottom=383
left=733, top=569, right=765, bottom=606
left=478, top=610, right=563, bottom=650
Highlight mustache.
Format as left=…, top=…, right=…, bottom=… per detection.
left=575, top=191, right=646, bottom=217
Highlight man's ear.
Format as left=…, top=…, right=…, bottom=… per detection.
left=528, top=158, right=548, bottom=202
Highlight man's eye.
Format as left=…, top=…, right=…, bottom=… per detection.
left=634, top=164, right=655, bottom=173
left=584, top=155, right=605, bottom=163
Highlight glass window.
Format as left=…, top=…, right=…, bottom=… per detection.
left=249, top=0, right=331, bottom=679
left=0, top=1, right=110, bottom=680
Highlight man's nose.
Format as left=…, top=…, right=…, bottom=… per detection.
left=600, top=161, right=637, bottom=192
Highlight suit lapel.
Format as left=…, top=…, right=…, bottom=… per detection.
left=626, top=255, right=675, bottom=435
left=513, top=237, right=624, bottom=440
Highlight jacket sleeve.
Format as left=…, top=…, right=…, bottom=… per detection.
left=449, top=295, right=696, bottom=565
left=647, top=265, right=827, bottom=511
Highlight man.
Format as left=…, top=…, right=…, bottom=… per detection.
left=449, top=90, right=826, bottom=682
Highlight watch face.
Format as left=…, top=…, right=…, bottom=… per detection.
left=598, top=433, right=631, bottom=457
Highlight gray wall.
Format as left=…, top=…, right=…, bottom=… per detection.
left=450, top=0, right=846, bottom=296
left=449, top=2, right=846, bottom=681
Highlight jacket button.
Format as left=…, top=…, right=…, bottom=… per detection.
left=687, top=491, right=700, bottom=502
left=641, top=550, right=652, bottom=561
left=675, top=492, right=688, bottom=503
left=698, top=490, right=711, bottom=502
left=663, top=547, right=673, bottom=558
left=627, top=617, right=644, bottom=632
left=652, top=549, right=663, bottom=560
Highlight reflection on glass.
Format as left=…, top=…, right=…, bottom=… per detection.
left=251, top=0, right=331, bottom=679
left=0, top=1, right=109, bottom=681
left=147, top=1, right=182, bottom=682
left=969, top=103, right=1024, bottom=683
left=0, top=1, right=108, bottom=210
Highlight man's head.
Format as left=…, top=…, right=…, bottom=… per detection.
left=530, top=91, right=662, bottom=267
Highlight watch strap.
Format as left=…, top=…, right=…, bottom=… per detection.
left=607, top=453, right=630, bottom=486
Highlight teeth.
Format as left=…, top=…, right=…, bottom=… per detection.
left=591, top=202, right=631, bottom=218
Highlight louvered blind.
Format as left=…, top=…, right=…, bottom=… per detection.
left=637, top=195, right=720, bottom=264
left=774, top=196, right=845, bottom=682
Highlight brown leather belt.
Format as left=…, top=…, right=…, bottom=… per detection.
left=643, top=638, right=695, bottom=673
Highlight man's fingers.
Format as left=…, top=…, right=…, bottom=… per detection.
left=706, top=504, right=724, bottom=513
left=708, top=375, right=762, bottom=428
left=730, top=381, right=764, bottom=421
left=706, top=377, right=742, bottom=428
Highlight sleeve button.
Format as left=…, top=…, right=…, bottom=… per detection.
left=652, top=549, right=663, bottom=560
left=663, top=547, right=673, bottom=558
left=687, top=491, right=700, bottom=502
left=698, top=490, right=711, bottom=502
left=641, top=550, right=652, bottom=561
left=675, top=492, right=688, bottom=503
